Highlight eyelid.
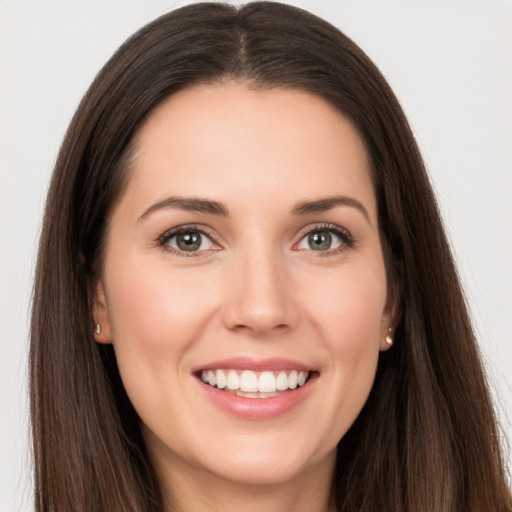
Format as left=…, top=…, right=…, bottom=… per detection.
left=156, top=222, right=356, bottom=257
left=157, top=224, right=222, bottom=256
left=293, top=222, right=356, bottom=254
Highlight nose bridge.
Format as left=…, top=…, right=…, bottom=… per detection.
left=223, top=239, right=296, bottom=334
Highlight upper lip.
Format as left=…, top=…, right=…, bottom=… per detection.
left=192, top=357, right=315, bottom=373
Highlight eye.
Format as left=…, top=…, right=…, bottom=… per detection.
left=159, top=227, right=217, bottom=254
left=296, top=225, right=354, bottom=253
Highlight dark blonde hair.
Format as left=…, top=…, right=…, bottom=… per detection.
left=30, top=2, right=511, bottom=511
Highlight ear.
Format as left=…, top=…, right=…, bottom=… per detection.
left=92, top=280, right=113, bottom=344
left=379, top=277, right=400, bottom=352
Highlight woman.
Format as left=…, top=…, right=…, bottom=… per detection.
left=30, top=2, right=511, bottom=511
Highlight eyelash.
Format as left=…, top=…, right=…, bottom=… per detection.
left=157, top=224, right=219, bottom=258
left=295, top=223, right=356, bottom=256
left=157, top=223, right=356, bottom=257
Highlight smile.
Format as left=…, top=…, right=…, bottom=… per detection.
left=194, top=358, right=317, bottom=419
left=200, top=369, right=310, bottom=398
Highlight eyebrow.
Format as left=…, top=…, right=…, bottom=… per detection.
left=291, top=196, right=371, bottom=224
left=137, top=194, right=371, bottom=224
left=137, top=196, right=229, bottom=221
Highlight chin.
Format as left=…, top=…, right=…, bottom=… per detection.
left=187, top=431, right=336, bottom=488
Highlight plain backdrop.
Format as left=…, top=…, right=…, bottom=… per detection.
left=1, top=0, right=511, bottom=510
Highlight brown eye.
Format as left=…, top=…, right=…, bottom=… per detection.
left=307, top=231, right=332, bottom=251
left=166, top=230, right=214, bottom=252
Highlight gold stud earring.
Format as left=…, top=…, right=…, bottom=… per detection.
left=385, top=327, right=393, bottom=346
left=95, top=324, right=101, bottom=335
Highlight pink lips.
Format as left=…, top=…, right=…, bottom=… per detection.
left=193, top=357, right=314, bottom=373
left=193, top=357, right=317, bottom=420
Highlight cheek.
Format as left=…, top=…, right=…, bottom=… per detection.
left=107, top=258, right=212, bottom=343
left=102, top=255, right=224, bottom=433
left=302, top=262, right=387, bottom=418
left=103, top=254, right=220, bottom=394
left=307, top=262, right=387, bottom=350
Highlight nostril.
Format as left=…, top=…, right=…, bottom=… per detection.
left=229, top=322, right=291, bottom=335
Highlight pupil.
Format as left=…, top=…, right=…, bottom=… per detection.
left=177, top=232, right=201, bottom=251
left=308, top=231, right=332, bottom=251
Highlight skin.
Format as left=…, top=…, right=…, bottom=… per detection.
left=94, top=83, right=395, bottom=512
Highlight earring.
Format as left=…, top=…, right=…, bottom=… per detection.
left=385, top=327, right=393, bottom=346
left=94, top=324, right=101, bottom=335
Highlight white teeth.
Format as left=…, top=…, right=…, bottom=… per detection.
left=201, top=369, right=310, bottom=394
left=240, top=370, right=259, bottom=392
left=258, top=371, right=276, bottom=392
left=226, top=370, right=240, bottom=390
left=276, top=371, right=288, bottom=391
left=236, top=390, right=280, bottom=399
left=216, top=369, right=227, bottom=389
left=288, top=370, right=298, bottom=389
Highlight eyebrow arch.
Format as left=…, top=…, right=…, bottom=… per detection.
left=137, top=196, right=229, bottom=221
left=291, top=196, right=371, bottom=225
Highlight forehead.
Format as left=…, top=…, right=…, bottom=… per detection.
left=121, top=82, right=376, bottom=220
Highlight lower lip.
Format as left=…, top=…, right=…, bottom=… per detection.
left=196, top=374, right=317, bottom=420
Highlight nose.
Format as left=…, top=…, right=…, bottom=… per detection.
left=222, top=247, right=299, bottom=336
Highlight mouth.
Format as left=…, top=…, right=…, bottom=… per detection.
left=198, top=369, right=311, bottom=399
left=193, top=358, right=317, bottom=419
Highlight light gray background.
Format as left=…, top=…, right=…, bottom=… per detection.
left=1, top=0, right=511, bottom=510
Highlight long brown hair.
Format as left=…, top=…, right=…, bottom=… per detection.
left=30, top=2, right=511, bottom=510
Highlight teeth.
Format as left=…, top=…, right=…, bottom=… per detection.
left=240, top=370, right=258, bottom=392
left=288, top=370, right=298, bottom=389
left=216, top=369, right=227, bottom=389
left=227, top=370, right=240, bottom=390
left=258, top=371, right=276, bottom=393
left=201, top=369, right=310, bottom=393
left=235, top=390, right=281, bottom=399
left=276, top=371, right=288, bottom=390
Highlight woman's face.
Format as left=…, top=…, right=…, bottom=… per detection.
left=94, top=83, right=394, bottom=492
